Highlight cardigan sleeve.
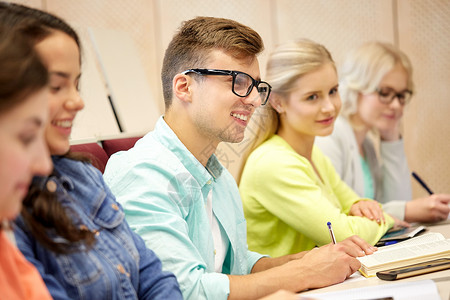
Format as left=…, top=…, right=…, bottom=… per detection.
left=374, top=139, right=411, bottom=220
left=380, top=139, right=412, bottom=201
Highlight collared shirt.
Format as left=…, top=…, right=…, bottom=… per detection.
left=104, top=116, right=264, bottom=300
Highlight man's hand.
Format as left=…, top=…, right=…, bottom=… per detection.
left=281, top=235, right=374, bottom=291
left=229, top=236, right=377, bottom=298
left=326, top=235, right=378, bottom=256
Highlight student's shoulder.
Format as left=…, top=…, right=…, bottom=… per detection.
left=249, top=135, right=290, bottom=159
left=330, top=117, right=354, bottom=140
left=246, top=136, right=306, bottom=171
left=107, top=134, right=175, bottom=169
left=53, top=156, right=100, bottom=181
left=104, top=135, right=187, bottom=187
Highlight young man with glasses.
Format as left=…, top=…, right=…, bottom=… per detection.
left=104, top=17, right=377, bottom=300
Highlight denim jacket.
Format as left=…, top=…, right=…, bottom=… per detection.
left=14, top=156, right=182, bottom=300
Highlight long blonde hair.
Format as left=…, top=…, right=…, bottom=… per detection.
left=237, top=39, right=334, bottom=183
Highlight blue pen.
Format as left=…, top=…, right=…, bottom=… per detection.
left=412, top=172, right=434, bottom=195
left=327, top=222, right=337, bottom=244
left=384, top=241, right=398, bottom=246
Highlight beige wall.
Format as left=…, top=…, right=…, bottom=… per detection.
left=8, top=0, right=450, bottom=197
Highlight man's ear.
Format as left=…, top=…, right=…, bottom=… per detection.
left=270, top=94, right=285, bottom=113
left=173, top=73, right=193, bottom=103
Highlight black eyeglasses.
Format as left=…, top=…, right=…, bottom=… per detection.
left=375, top=87, right=413, bottom=106
left=181, top=68, right=271, bottom=105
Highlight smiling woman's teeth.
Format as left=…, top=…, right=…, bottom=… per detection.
left=231, top=113, right=248, bottom=121
left=53, top=120, right=72, bottom=128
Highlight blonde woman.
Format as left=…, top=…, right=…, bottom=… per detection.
left=239, top=39, right=398, bottom=257
left=315, top=41, right=450, bottom=223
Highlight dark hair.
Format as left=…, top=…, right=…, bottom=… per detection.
left=161, top=16, right=264, bottom=109
left=0, top=2, right=95, bottom=253
left=0, top=28, right=48, bottom=114
left=21, top=159, right=95, bottom=254
left=0, top=2, right=81, bottom=54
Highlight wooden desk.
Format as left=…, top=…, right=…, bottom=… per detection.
left=300, top=220, right=450, bottom=299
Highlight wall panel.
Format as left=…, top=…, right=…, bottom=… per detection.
left=155, top=0, right=274, bottom=77
left=274, top=0, right=394, bottom=66
left=70, top=26, right=120, bottom=141
left=45, top=0, right=162, bottom=113
left=5, top=0, right=42, bottom=9
left=398, top=0, right=450, bottom=197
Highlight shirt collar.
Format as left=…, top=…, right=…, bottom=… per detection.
left=153, top=116, right=223, bottom=185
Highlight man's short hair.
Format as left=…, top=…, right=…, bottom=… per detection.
left=161, top=16, right=264, bottom=109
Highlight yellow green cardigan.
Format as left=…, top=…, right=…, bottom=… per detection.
left=239, top=135, right=394, bottom=257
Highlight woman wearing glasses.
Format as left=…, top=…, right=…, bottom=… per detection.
left=316, top=41, right=450, bottom=223
left=239, top=39, right=397, bottom=257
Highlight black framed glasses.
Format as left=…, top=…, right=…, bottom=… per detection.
left=181, top=68, right=272, bottom=105
left=375, top=87, right=413, bottom=106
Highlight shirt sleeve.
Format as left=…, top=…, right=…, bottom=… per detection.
left=244, top=146, right=393, bottom=247
left=380, top=139, right=412, bottom=201
left=104, top=159, right=231, bottom=300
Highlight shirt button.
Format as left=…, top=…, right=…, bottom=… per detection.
left=206, top=180, right=212, bottom=185
left=79, top=225, right=88, bottom=231
left=117, top=264, right=130, bottom=277
left=46, top=180, right=57, bottom=192
left=214, top=249, right=217, bottom=255
left=111, top=203, right=119, bottom=211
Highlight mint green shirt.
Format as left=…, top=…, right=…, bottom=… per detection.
left=104, top=117, right=263, bottom=300
left=239, top=135, right=394, bottom=257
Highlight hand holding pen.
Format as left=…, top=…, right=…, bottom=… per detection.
left=327, top=222, right=336, bottom=244
left=325, top=222, right=377, bottom=256
left=412, top=172, right=434, bottom=195
left=408, top=172, right=450, bottom=222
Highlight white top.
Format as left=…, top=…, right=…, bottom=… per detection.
left=316, top=117, right=412, bottom=220
left=205, top=190, right=228, bottom=272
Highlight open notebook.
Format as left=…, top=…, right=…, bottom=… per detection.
left=302, top=279, right=440, bottom=300
left=358, top=232, right=450, bottom=277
